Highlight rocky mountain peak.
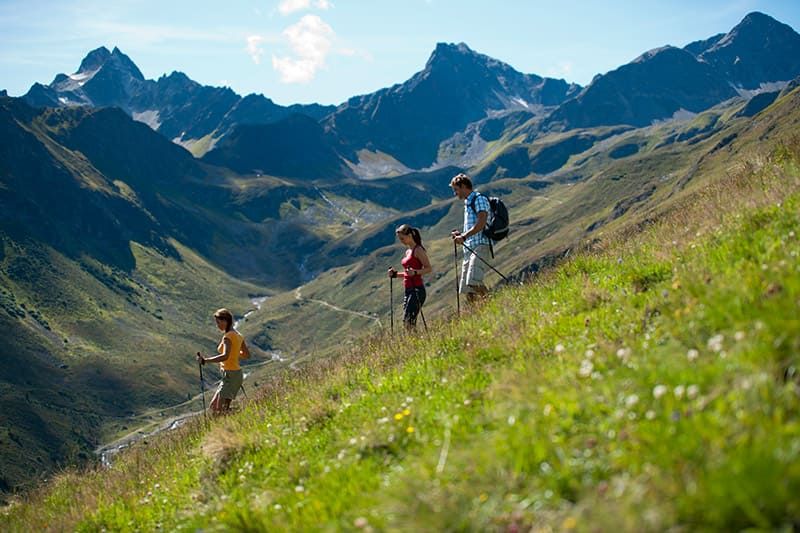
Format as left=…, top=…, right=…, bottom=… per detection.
left=77, top=46, right=112, bottom=74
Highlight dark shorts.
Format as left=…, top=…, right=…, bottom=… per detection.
left=403, top=286, right=426, bottom=326
left=217, top=369, right=243, bottom=400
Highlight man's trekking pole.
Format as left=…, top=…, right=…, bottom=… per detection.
left=240, top=384, right=248, bottom=400
left=196, top=354, right=208, bottom=427
left=461, top=242, right=510, bottom=283
left=389, top=274, right=395, bottom=336
left=453, top=239, right=461, bottom=317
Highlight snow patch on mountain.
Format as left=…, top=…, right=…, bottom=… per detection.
left=132, top=110, right=161, bottom=130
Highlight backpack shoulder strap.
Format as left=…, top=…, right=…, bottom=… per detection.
left=468, top=192, right=486, bottom=213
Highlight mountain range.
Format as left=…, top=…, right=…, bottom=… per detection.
left=2, top=10, right=800, bottom=497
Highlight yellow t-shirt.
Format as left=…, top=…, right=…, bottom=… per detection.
left=217, top=330, right=243, bottom=371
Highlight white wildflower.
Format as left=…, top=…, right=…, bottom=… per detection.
left=734, top=331, right=745, bottom=342
left=295, top=485, right=304, bottom=493
left=687, top=349, right=699, bottom=361
left=645, top=410, right=656, bottom=420
left=687, top=385, right=700, bottom=399
left=707, top=334, right=724, bottom=353
left=625, top=394, right=639, bottom=408
left=579, top=359, right=594, bottom=377
left=653, top=385, right=668, bottom=399
left=555, top=343, right=566, bottom=354
left=585, top=349, right=595, bottom=359
left=673, top=385, right=685, bottom=399
left=616, top=347, right=631, bottom=360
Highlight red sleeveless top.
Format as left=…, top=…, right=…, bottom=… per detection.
left=401, top=246, right=425, bottom=288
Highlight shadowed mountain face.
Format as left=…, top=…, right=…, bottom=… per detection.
left=324, top=42, right=580, bottom=169
left=203, top=114, right=354, bottom=180
left=22, top=47, right=335, bottom=152
left=547, top=46, right=739, bottom=129
left=696, top=11, right=800, bottom=89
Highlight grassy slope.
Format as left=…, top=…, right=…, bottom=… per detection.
left=2, top=115, right=798, bottom=531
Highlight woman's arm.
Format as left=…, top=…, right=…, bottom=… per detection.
left=240, top=339, right=250, bottom=360
left=201, top=337, right=231, bottom=364
left=410, top=247, right=433, bottom=277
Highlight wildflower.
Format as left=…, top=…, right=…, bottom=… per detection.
left=406, top=426, right=414, bottom=434
left=707, top=334, right=724, bottom=352
left=616, top=347, right=631, bottom=360
left=579, top=359, right=594, bottom=377
left=625, top=394, right=639, bottom=408
left=349, top=438, right=357, bottom=445
left=507, top=415, right=516, bottom=425
left=377, top=417, right=389, bottom=424
left=555, top=343, right=565, bottom=354
left=585, top=349, right=595, bottom=358
left=653, top=385, right=668, bottom=399
left=687, top=349, right=699, bottom=361
left=295, top=485, right=304, bottom=493
left=402, top=408, right=411, bottom=416
left=673, top=385, right=685, bottom=399
left=543, top=404, right=553, bottom=416
left=394, top=413, right=403, bottom=421
left=479, top=493, right=489, bottom=503
left=734, top=331, right=745, bottom=342
left=354, top=517, right=369, bottom=528
left=645, top=410, right=656, bottom=420
left=687, top=385, right=700, bottom=399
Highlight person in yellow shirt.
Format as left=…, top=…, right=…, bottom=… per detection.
left=196, top=308, right=250, bottom=414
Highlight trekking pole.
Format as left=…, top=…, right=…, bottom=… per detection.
left=413, top=289, right=428, bottom=332
left=452, top=239, right=461, bottom=317
left=461, top=242, right=510, bottom=283
left=389, top=275, right=395, bottom=336
left=240, top=384, right=248, bottom=400
left=197, top=355, right=208, bottom=427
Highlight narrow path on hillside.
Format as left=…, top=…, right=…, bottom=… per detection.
left=294, top=287, right=382, bottom=326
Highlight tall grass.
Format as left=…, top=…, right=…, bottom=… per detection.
left=2, top=137, right=799, bottom=531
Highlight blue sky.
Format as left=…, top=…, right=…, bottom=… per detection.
left=1, top=0, right=799, bottom=106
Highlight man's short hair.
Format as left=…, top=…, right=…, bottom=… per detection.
left=450, top=173, right=473, bottom=189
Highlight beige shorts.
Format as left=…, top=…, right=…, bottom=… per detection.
left=460, top=243, right=490, bottom=294
left=217, top=369, right=243, bottom=400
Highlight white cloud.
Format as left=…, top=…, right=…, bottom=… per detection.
left=271, top=14, right=334, bottom=83
left=246, top=35, right=266, bottom=64
left=547, top=61, right=573, bottom=78
left=277, top=0, right=332, bottom=16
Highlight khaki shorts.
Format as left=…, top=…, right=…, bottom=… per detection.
left=460, top=243, right=490, bottom=294
left=217, top=369, right=243, bottom=400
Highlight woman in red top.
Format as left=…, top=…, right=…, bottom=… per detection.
left=387, top=224, right=433, bottom=330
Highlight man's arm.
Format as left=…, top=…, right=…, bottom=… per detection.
left=454, top=210, right=488, bottom=244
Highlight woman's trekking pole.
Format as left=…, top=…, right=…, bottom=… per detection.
left=389, top=275, right=395, bottom=336
left=461, top=242, right=510, bottom=283
left=453, top=239, right=461, bottom=317
left=419, top=307, right=428, bottom=332
left=197, top=355, right=208, bottom=427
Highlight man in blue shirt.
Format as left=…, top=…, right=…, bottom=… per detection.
left=450, top=173, right=491, bottom=303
